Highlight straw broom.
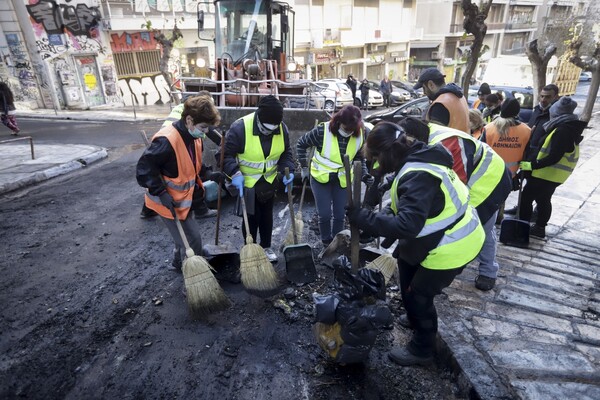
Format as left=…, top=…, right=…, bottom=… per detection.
left=239, top=195, right=280, bottom=297
left=364, top=201, right=398, bottom=285
left=170, top=202, right=230, bottom=317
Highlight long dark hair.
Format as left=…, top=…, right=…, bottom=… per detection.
left=330, top=104, right=363, bottom=137
left=0, top=82, right=14, bottom=104
left=366, top=122, right=416, bottom=174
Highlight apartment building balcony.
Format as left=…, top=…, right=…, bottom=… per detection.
left=501, top=47, right=526, bottom=56
left=505, top=22, right=537, bottom=30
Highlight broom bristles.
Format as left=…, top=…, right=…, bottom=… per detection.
left=183, top=255, right=231, bottom=318
left=283, top=217, right=304, bottom=247
left=240, top=237, right=280, bottom=297
left=366, top=254, right=398, bottom=285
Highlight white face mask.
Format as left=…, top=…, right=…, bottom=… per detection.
left=338, top=127, right=352, bottom=137
left=257, top=117, right=279, bottom=136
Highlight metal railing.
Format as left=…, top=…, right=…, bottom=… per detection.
left=0, top=136, right=35, bottom=160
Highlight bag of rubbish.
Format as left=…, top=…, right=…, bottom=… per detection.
left=313, top=255, right=393, bottom=364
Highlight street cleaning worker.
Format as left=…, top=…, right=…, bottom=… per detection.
left=136, top=96, right=223, bottom=272
left=472, top=83, right=491, bottom=112
left=296, top=104, right=373, bottom=246
left=518, top=97, right=586, bottom=238
left=414, top=67, right=469, bottom=133
left=481, top=99, right=531, bottom=222
left=140, top=91, right=223, bottom=220
left=223, top=95, right=295, bottom=262
left=482, top=93, right=503, bottom=123
left=346, top=122, right=484, bottom=366
left=468, top=109, right=485, bottom=140
left=398, top=117, right=511, bottom=292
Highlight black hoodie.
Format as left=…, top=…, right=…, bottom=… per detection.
left=531, top=119, right=587, bottom=171
left=351, top=141, right=465, bottom=265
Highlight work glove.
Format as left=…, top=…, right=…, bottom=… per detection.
left=381, top=237, right=396, bottom=249
left=345, top=204, right=371, bottom=227
left=206, top=171, right=225, bottom=184
left=231, top=171, right=244, bottom=197
left=519, top=161, right=532, bottom=172
left=363, top=181, right=382, bottom=208
left=282, top=173, right=294, bottom=193
left=159, top=191, right=176, bottom=214
left=362, top=173, right=375, bottom=186
left=301, top=167, right=310, bottom=183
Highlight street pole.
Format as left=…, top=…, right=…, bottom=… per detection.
left=10, top=0, right=62, bottom=112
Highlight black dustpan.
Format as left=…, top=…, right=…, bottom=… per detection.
left=500, top=176, right=530, bottom=248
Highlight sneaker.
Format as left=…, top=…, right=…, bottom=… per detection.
left=388, top=346, right=434, bottom=367
left=195, top=209, right=217, bottom=219
left=168, top=259, right=182, bottom=273
left=504, top=206, right=518, bottom=215
left=475, top=275, right=496, bottom=291
left=11, top=130, right=19, bottom=136
left=264, top=247, right=278, bottom=263
left=530, top=224, right=546, bottom=238
left=399, top=314, right=413, bottom=329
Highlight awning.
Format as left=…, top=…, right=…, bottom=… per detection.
left=457, top=45, right=471, bottom=56
left=410, top=41, right=441, bottom=49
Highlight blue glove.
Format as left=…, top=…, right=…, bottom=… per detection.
left=283, top=173, right=294, bottom=193
left=231, top=172, right=244, bottom=197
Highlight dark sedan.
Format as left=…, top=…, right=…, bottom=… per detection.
left=363, top=97, right=430, bottom=125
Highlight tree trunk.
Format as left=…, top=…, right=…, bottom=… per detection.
left=460, top=0, right=493, bottom=99
left=580, top=69, right=599, bottom=122
left=526, top=39, right=557, bottom=105
left=569, top=41, right=600, bottom=122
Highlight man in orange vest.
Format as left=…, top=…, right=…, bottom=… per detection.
left=414, top=67, right=470, bottom=134
left=136, top=96, right=223, bottom=272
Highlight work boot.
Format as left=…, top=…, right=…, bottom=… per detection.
left=140, top=205, right=158, bottom=219
left=195, top=208, right=217, bottom=219
left=168, top=258, right=183, bottom=273
left=388, top=346, right=434, bottom=367
left=264, top=248, right=278, bottom=263
left=475, top=275, right=496, bottom=291
left=399, top=314, right=414, bottom=329
left=530, top=224, right=546, bottom=238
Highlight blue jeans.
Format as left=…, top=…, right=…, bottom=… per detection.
left=477, top=211, right=499, bottom=279
left=310, top=176, right=347, bottom=242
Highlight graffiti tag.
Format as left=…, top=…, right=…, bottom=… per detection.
left=118, top=74, right=171, bottom=106
left=27, top=0, right=100, bottom=38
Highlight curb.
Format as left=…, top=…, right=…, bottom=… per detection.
left=0, top=148, right=108, bottom=195
left=19, top=113, right=161, bottom=123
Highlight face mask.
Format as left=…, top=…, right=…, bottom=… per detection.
left=257, top=118, right=279, bottom=136
left=338, top=127, right=352, bottom=137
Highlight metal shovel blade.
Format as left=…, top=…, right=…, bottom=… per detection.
left=283, top=243, right=317, bottom=284
left=203, top=243, right=240, bottom=269
left=359, top=246, right=386, bottom=264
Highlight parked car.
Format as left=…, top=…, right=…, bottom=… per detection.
left=468, top=85, right=534, bottom=122
left=312, top=80, right=355, bottom=112
left=579, top=71, right=592, bottom=82
left=391, top=80, right=419, bottom=99
left=390, top=85, right=412, bottom=106
left=363, top=97, right=430, bottom=125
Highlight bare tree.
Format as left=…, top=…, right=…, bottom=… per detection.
left=142, top=20, right=183, bottom=103
left=460, top=0, right=493, bottom=98
left=569, top=40, right=600, bottom=122
left=525, top=39, right=557, bottom=105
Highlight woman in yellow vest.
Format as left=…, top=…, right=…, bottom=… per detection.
left=136, top=96, right=222, bottom=272
left=518, top=97, right=586, bottom=238
left=296, top=105, right=373, bottom=246
left=346, top=122, right=484, bottom=366
left=223, top=96, right=296, bottom=262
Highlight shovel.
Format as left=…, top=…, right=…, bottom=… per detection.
left=342, top=155, right=362, bottom=272
left=283, top=168, right=317, bottom=284
left=203, top=134, right=240, bottom=269
left=500, top=175, right=530, bottom=248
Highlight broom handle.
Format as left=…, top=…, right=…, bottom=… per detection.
left=298, top=147, right=313, bottom=215
left=285, top=167, right=298, bottom=245
left=343, top=155, right=360, bottom=272
left=240, top=192, right=253, bottom=244
left=516, top=173, right=524, bottom=217
left=215, top=131, right=225, bottom=246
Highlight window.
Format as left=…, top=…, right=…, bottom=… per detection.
left=113, top=50, right=161, bottom=76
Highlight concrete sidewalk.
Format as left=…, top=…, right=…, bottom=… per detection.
left=1, top=105, right=599, bottom=399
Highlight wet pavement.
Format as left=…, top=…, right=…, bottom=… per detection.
left=1, top=102, right=599, bottom=399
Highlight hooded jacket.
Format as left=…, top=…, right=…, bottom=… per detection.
left=427, top=83, right=470, bottom=133
left=350, top=142, right=463, bottom=265
left=526, top=103, right=553, bottom=160
left=530, top=119, right=586, bottom=171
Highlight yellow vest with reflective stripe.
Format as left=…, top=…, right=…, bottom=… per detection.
left=390, top=162, right=484, bottom=270
left=310, top=122, right=364, bottom=188
left=428, top=123, right=505, bottom=208
left=532, top=128, right=579, bottom=184
left=238, top=114, right=284, bottom=188
left=161, top=104, right=184, bottom=128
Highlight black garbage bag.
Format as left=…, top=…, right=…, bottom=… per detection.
left=313, top=255, right=393, bottom=364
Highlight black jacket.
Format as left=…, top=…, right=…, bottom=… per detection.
left=136, top=120, right=207, bottom=196
left=526, top=104, right=552, bottom=160
left=351, top=142, right=457, bottom=265
left=222, top=113, right=295, bottom=178
left=531, top=119, right=586, bottom=171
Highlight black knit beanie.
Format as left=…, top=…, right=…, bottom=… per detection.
left=500, top=98, right=520, bottom=118
left=478, top=83, right=491, bottom=96
left=256, top=95, right=284, bottom=125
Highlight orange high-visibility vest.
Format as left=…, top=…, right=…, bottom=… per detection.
left=144, top=125, right=203, bottom=220
left=427, top=92, right=470, bottom=134
left=484, top=122, right=531, bottom=177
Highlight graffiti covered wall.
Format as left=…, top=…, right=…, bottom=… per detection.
left=24, top=0, right=121, bottom=107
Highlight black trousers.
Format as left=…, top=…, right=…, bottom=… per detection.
left=241, top=193, right=275, bottom=249
left=399, top=259, right=465, bottom=357
left=519, top=176, right=559, bottom=227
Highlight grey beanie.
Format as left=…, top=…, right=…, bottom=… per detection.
left=550, top=97, right=577, bottom=118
